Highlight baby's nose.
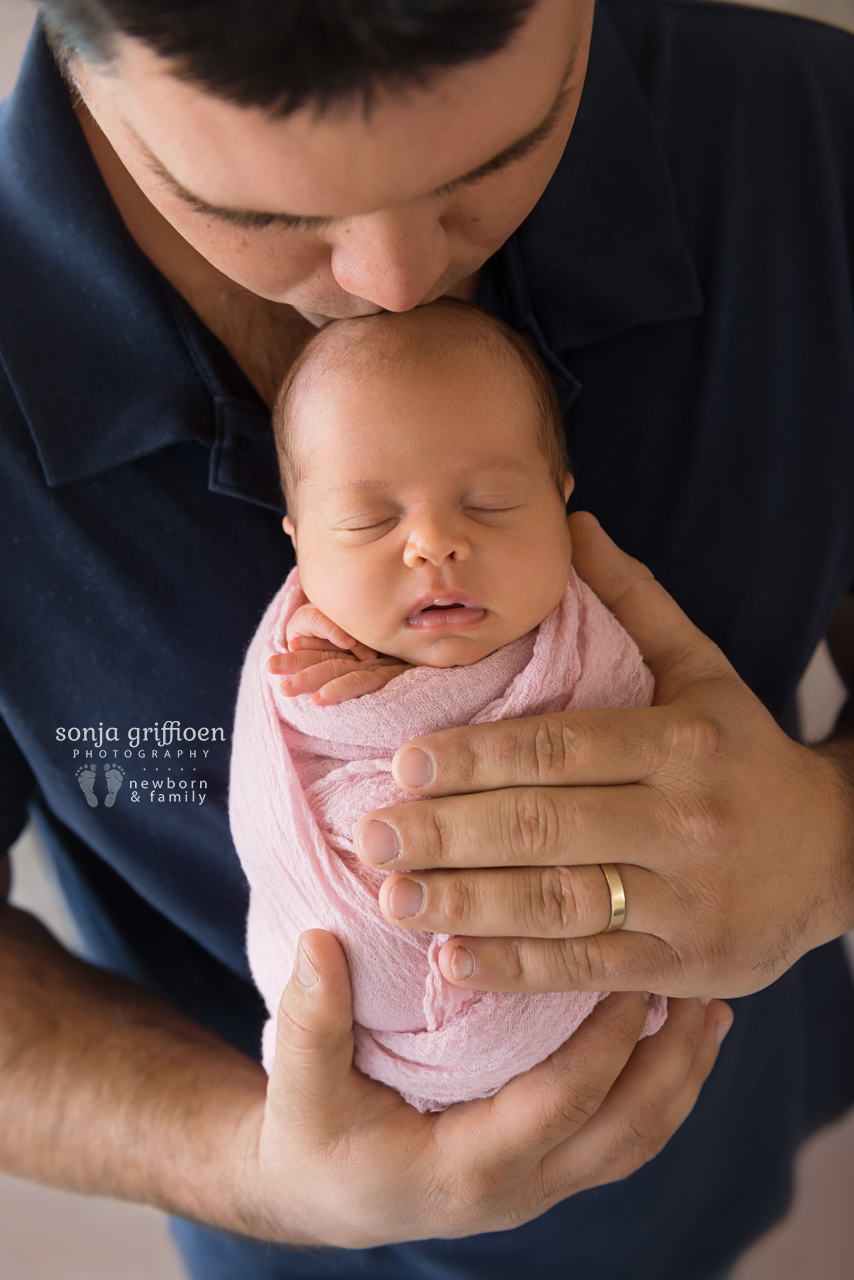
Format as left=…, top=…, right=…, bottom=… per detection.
left=403, top=520, right=471, bottom=568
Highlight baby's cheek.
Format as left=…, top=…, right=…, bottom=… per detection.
left=303, top=566, right=390, bottom=653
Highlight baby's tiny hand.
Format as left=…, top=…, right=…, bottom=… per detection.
left=268, top=604, right=410, bottom=704
left=285, top=604, right=377, bottom=661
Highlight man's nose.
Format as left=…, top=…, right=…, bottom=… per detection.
left=403, top=516, right=471, bottom=569
left=330, top=206, right=451, bottom=313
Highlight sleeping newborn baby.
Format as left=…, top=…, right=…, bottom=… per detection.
left=229, top=297, right=665, bottom=1112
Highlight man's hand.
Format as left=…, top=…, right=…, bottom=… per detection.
left=241, top=930, right=731, bottom=1247
left=353, top=513, right=854, bottom=1000
left=268, top=603, right=410, bottom=704
left=0, top=884, right=731, bottom=1247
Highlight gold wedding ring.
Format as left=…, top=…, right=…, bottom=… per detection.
left=600, top=863, right=627, bottom=933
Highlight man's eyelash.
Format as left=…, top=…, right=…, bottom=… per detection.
left=179, top=196, right=332, bottom=232
left=144, top=153, right=332, bottom=231
left=432, top=81, right=571, bottom=198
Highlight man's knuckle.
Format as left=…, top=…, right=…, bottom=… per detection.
left=524, top=716, right=579, bottom=784
left=663, top=791, right=731, bottom=854
left=619, top=1111, right=657, bottom=1150
left=543, top=1061, right=612, bottom=1127
left=423, top=805, right=454, bottom=865
left=451, top=728, right=509, bottom=790
left=442, top=874, right=478, bottom=927
left=663, top=713, right=725, bottom=770
left=556, top=1085, right=602, bottom=1128
left=275, top=1004, right=346, bottom=1065
left=503, top=939, right=526, bottom=985
left=534, top=867, right=581, bottom=936
left=506, top=788, right=564, bottom=861
left=562, top=934, right=610, bottom=986
left=440, top=1162, right=506, bottom=1223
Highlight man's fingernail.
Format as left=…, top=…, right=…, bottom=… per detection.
left=450, top=946, right=475, bottom=981
left=716, top=1017, right=733, bottom=1046
left=358, top=820, right=400, bottom=865
left=640, top=991, right=651, bottom=1002
left=295, top=945, right=319, bottom=988
left=388, top=878, right=425, bottom=919
left=394, top=747, right=434, bottom=788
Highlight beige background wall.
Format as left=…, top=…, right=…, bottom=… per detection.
left=2, top=1, right=854, bottom=1276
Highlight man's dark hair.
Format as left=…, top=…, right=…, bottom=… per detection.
left=43, top=0, right=534, bottom=116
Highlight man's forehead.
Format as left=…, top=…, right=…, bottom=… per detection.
left=78, top=0, right=586, bottom=218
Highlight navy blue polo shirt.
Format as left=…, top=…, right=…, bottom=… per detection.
left=3, top=5, right=854, bottom=1278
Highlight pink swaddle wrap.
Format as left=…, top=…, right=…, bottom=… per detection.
left=230, top=565, right=666, bottom=1112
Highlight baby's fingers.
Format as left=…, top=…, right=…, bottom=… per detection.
left=349, top=640, right=379, bottom=661
left=286, top=604, right=369, bottom=655
left=279, top=657, right=360, bottom=697
left=269, top=649, right=344, bottom=676
left=312, top=667, right=402, bottom=706
left=287, top=636, right=351, bottom=654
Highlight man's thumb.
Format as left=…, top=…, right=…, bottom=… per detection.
left=268, top=929, right=356, bottom=1118
left=568, top=510, right=716, bottom=681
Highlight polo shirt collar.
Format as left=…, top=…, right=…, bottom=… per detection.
left=0, top=26, right=281, bottom=509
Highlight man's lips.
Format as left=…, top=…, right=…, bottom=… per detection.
left=405, top=595, right=487, bottom=632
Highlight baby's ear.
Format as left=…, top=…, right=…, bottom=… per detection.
left=563, top=474, right=575, bottom=504
left=283, top=516, right=299, bottom=553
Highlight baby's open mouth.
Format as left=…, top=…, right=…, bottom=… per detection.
left=405, top=598, right=487, bottom=631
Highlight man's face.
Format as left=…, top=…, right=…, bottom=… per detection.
left=71, top=0, right=594, bottom=323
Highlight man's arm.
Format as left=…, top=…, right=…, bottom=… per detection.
left=0, top=865, right=267, bottom=1227
left=0, top=853, right=731, bottom=1246
left=359, top=513, right=854, bottom=1000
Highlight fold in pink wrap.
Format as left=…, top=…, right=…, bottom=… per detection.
left=230, top=566, right=666, bottom=1111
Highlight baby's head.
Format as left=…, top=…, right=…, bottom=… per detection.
left=274, top=297, right=574, bottom=668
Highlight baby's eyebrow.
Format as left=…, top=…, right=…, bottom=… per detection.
left=321, top=480, right=394, bottom=498
left=134, top=40, right=583, bottom=231
left=316, top=462, right=535, bottom=501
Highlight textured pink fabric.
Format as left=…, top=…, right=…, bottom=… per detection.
left=230, top=566, right=665, bottom=1112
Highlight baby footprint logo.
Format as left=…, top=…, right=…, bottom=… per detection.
left=103, top=763, right=125, bottom=808
left=76, top=763, right=98, bottom=807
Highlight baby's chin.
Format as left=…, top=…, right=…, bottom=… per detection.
left=386, top=631, right=513, bottom=669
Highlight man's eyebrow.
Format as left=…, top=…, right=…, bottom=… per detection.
left=137, top=41, right=582, bottom=231
left=137, top=142, right=330, bottom=230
